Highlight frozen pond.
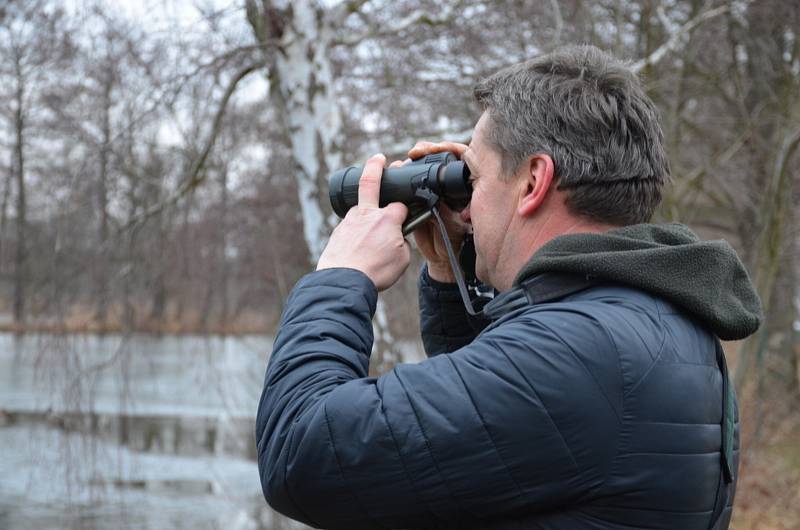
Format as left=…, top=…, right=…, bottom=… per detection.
left=0, top=333, right=425, bottom=529
left=0, top=333, right=427, bottom=530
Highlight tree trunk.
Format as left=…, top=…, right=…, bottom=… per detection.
left=0, top=170, right=11, bottom=271
left=219, top=165, right=230, bottom=327
left=95, top=58, right=113, bottom=328
left=13, top=62, right=27, bottom=325
left=248, top=0, right=401, bottom=369
left=149, top=213, right=168, bottom=327
left=256, top=0, right=343, bottom=261
left=734, top=127, right=800, bottom=387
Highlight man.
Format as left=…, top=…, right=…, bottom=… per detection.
left=256, top=45, right=762, bottom=529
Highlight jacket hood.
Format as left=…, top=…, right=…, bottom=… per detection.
left=513, top=223, right=763, bottom=341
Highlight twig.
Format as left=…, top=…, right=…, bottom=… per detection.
left=118, top=61, right=265, bottom=233
left=631, top=4, right=731, bottom=73
left=333, top=3, right=459, bottom=46
left=330, top=0, right=375, bottom=27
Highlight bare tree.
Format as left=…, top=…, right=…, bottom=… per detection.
left=0, top=0, right=72, bottom=323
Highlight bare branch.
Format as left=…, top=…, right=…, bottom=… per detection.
left=673, top=127, right=752, bottom=206
left=656, top=5, right=673, bottom=34
left=771, top=127, right=800, bottom=195
left=330, top=0, right=375, bottom=28
left=631, top=4, right=731, bottom=73
left=333, top=3, right=458, bottom=47
left=119, top=61, right=265, bottom=233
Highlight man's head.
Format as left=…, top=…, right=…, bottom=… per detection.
left=460, top=45, right=670, bottom=290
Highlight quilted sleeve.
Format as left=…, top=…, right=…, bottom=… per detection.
left=256, top=268, right=621, bottom=529
left=417, top=264, right=490, bottom=357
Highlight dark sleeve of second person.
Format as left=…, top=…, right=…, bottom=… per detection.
left=256, top=267, right=620, bottom=530
left=417, top=264, right=490, bottom=357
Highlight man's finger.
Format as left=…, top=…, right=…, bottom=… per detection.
left=358, top=153, right=385, bottom=208
left=438, top=141, right=469, bottom=156
left=408, top=141, right=438, bottom=159
left=411, top=141, right=434, bottom=152
left=408, top=141, right=468, bottom=160
left=383, top=201, right=408, bottom=225
left=388, top=160, right=404, bottom=168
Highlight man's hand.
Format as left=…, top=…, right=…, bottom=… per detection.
left=407, top=140, right=469, bottom=161
left=391, top=141, right=471, bottom=283
left=317, top=154, right=411, bottom=292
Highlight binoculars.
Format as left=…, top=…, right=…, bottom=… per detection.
left=328, top=152, right=472, bottom=234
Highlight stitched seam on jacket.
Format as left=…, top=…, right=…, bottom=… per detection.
left=634, top=420, right=723, bottom=426
left=624, top=302, right=669, bottom=398
left=291, top=283, right=375, bottom=318
left=294, top=282, right=361, bottom=291
left=594, top=505, right=715, bottom=515
left=293, top=282, right=369, bottom=297
left=626, top=315, right=661, bottom=361
left=394, top=369, right=475, bottom=518
left=544, top=320, right=623, bottom=496
left=445, top=354, right=526, bottom=501
left=282, top=316, right=368, bottom=346
left=375, top=375, right=445, bottom=524
left=323, top=402, right=388, bottom=530
left=619, top=450, right=722, bottom=456
left=544, top=324, right=622, bottom=422
left=493, top=339, right=580, bottom=472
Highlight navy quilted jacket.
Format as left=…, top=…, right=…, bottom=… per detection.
left=256, top=224, right=762, bottom=529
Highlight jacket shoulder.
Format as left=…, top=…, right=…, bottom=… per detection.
left=510, top=283, right=719, bottom=394
left=462, top=298, right=628, bottom=491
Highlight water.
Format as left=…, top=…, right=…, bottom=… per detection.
left=0, top=333, right=307, bottom=530
left=0, top=333, right=426, bottom=529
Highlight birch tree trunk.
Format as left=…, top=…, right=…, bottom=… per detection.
left=246, top=0, right=402, bottom=370
left=247, top=0, right=341, bottom=260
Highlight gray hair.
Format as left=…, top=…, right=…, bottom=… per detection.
left=473, top=45, right=670, bottom=225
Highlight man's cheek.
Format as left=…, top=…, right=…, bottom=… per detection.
left=473, top=251, right=487, bottom=284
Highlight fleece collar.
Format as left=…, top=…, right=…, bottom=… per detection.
left=512, top=223, right=763, bottom=340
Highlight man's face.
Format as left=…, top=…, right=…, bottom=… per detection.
left=461, top=112, right=519, bottom=288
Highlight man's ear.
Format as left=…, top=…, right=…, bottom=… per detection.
left=517, top=153, right=555, bottom=216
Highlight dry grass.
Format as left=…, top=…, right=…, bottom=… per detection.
left=732, top=439, right=800, bottom=530
left=729, top=339, right=800, bottom=530
left=0, top=301, right=280, bottom=335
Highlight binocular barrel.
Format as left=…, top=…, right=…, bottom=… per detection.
left=328, top=152, right=471, bottom=218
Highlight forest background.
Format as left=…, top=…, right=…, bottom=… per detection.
left=1, top=0, right=799, bottom=528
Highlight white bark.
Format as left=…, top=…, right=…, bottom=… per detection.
left=272, top=0, right=343, bottom=260
left=258, top=0, right=401, bottom=369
